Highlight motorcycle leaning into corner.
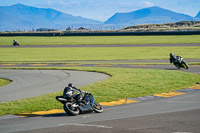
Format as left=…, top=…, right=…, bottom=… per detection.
left=56, top=87, right=103, bottom=116
left=169, top=53, right=189, bottom=69
left=13, top=40, right=20, bottom=46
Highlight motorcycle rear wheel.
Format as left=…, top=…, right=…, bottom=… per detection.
left=93, top=102, right=103, bottom=113
left=63, top=102, right=80, bottom=116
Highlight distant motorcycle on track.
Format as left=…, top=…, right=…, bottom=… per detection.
left=13, top=40, right=20, bottom=46
left=169, top=53, right=189, bottom=69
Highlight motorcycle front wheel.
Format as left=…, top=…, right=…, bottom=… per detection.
left=93, top=102, right=103, bottom=113
left=181, top=61, right=189, bottom=69
left=63, top=102, right=80, bottom=116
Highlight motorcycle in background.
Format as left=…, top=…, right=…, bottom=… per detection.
left=169, top=53, right=189, bottom=69
left=13, top=40, right=20, bottom=46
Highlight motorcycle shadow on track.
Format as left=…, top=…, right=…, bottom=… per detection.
left=17, top=113, right=66, bottom=118
left=19, top=112, right=92, bottom=118
left=28, top=111, right=101, bottom=118
left=40, top=113, right=69, bottom=117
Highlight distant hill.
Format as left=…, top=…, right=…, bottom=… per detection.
left=105, top=6, right=196, bottom=25
left=0, top=4, right=101, bottom=31
left=195, top=11, right=200, bottom=20
left=0, top=4, right=199, bottom=31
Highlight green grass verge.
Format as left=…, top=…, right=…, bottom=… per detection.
left=0, top=47, right=200, bottom=62
left=0, top=78, right=11, bottom=87
left=0, top=67, right=200, bottom=116
left=0, top=61, right=200, bottom=66
left=0, top=35, right=200, bottom=45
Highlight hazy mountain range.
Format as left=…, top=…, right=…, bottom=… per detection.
left=0, top=4, right=101, bottom=31
left=195, top=11, right=200, bottom=19
left=0, top=4, right=200, bottom=31
left=105, top=6, right=200, bottom=25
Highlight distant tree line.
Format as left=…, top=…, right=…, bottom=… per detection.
left=36, top=28, right=58, bottom=31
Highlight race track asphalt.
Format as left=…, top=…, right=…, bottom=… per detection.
left=0, top=70, right=110, bottom=103
left=1, top=88, right=200, bottom=133
left=0, top=43, right=200, bottom=133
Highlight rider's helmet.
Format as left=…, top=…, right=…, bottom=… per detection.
left=170, top=53, right=173, bottom=56
left=68, top=83, right=73, bottom=87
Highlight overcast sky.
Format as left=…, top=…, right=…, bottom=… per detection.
left=1, top=0, right=200, bottom=21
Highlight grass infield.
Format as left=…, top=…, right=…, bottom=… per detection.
left=0, top=78, right=10, bottom=87
left=0, top=35, right=200, bottom=46
left=0, top=47, right=200, bottom=62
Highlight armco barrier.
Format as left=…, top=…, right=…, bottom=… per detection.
left=63, top=31, right=200, bottom=36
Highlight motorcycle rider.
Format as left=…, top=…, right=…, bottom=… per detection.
left=56, top=83, right=86, bottom=105
left=13, top=40, right=19, bottom=46
left=169, top=53, right=182, bottom=69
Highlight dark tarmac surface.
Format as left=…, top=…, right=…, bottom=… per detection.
left=1, top=89, right=200, bottom=133
left=0, top=62, right=199, bottom=74
left=17, top=109, right=200, bottom=133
